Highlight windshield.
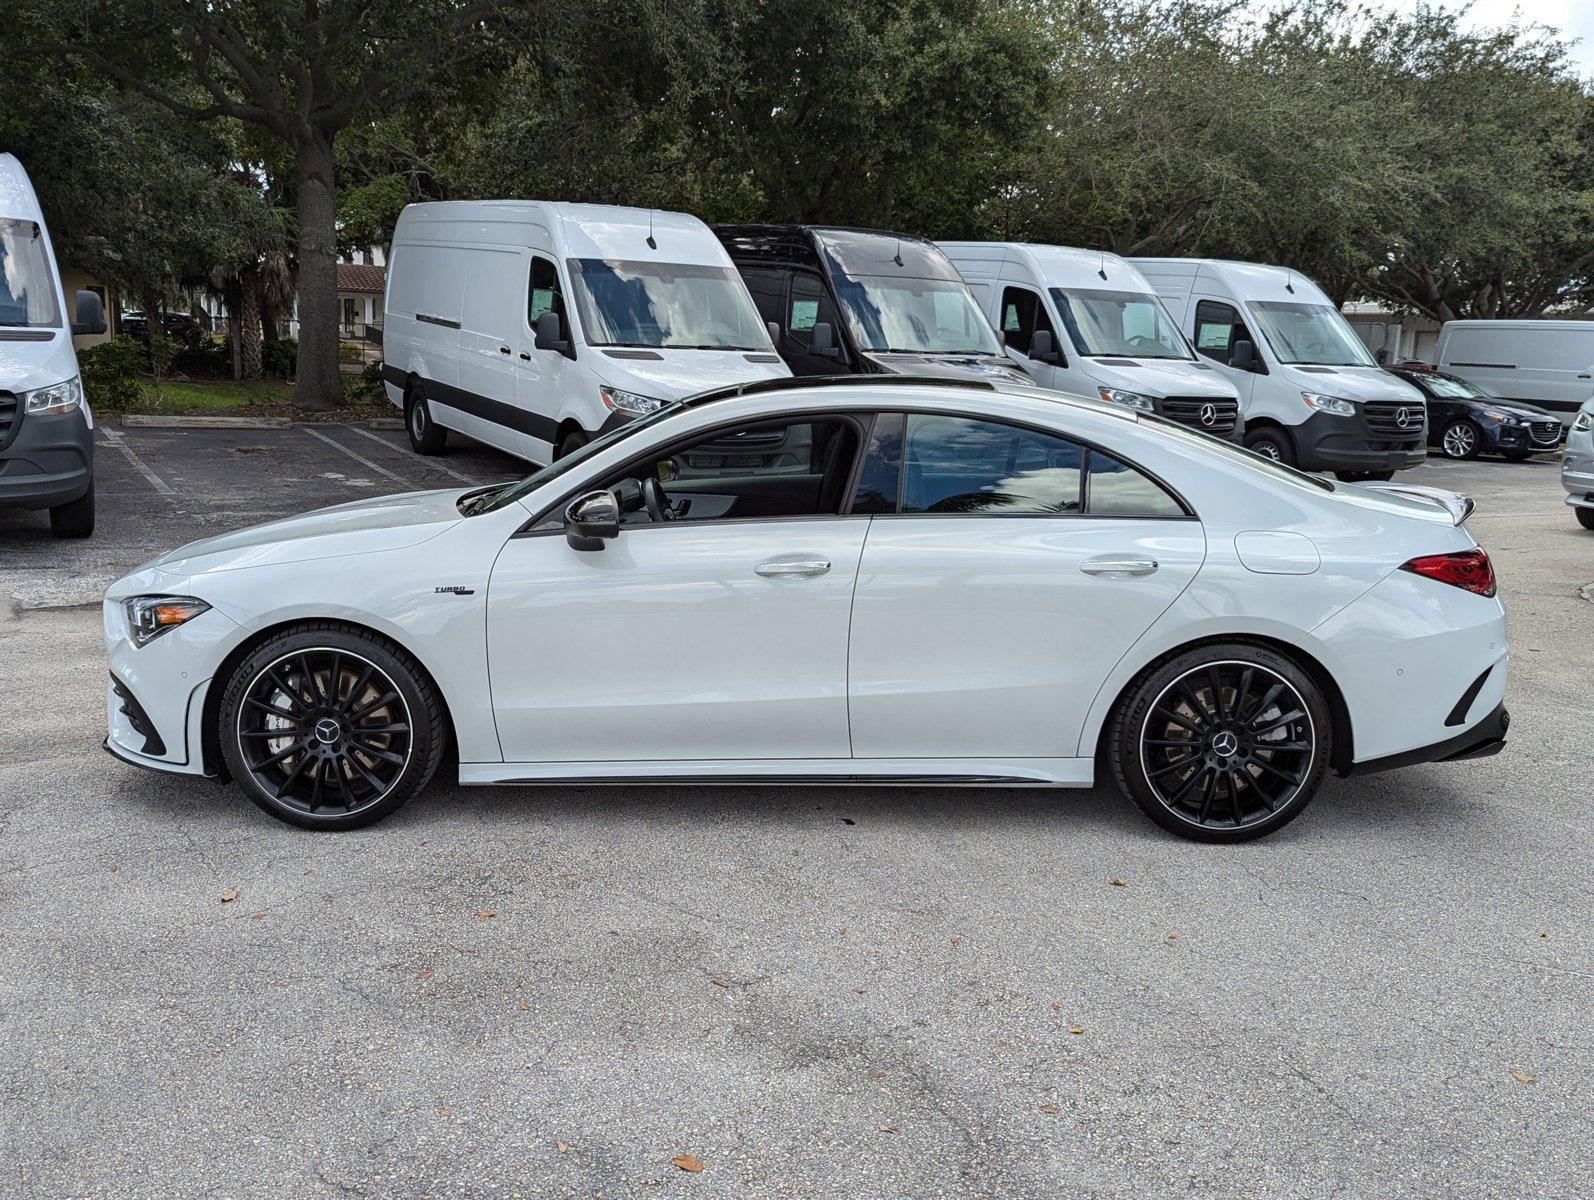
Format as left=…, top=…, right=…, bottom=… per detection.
left=567, top=259, right=770, bottom=350
left=0, top=218, right=60, bottom=328
left=1420, top=373, right=1490, bottom=400
left=833, top=274, right=1000, bottom=354
left=1248, top=301, right=1375, bottom=367
left=1051, top=288, right=1190, bottom=359
left=476, top=400, right=687, bottom=514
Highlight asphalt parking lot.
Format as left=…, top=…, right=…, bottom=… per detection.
left=1, top=424, right=1589, bottom=1198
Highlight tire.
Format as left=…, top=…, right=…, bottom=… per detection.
left=1439, top=419, right=1481, bottom=460
left=1244, top=426, right=1295, bottom=466
left=1335, top=470, right=1395, bottom=482
left=1107, top=642, right=1333, bottom=843
left=405, top=386, right=448, bottom=455
left=218, top=623, right=447, bottom=831
left=1577, top=507, right=1594, bottom=531
left=556, top=428, right=589, bottom=459
left=49, top=481, right=95, bottom=538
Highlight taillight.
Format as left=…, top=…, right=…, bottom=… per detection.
left=1399, top=548, right=1497, bottom=597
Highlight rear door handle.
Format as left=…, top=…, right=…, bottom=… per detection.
left=1080, top=556, right=1159, bottom=577
left=755, top=557, right=831, bottom=579
left=499, top=345, right=512, bottom=355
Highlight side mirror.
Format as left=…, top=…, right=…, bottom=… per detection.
left=564, top=489, right=619, bottom=551
left=535, top=311, right=572, bottom=357
left=1374, top=347, right=1389, bottom=365
left=1229, top=338, right=1261, bottom=373
left=1028, top=329, right=1062, bottom=365
left=766, top=320, right=781, bottom=347
left=71, top=290, right=106, bottom=337
left=809, top=320, right=843, bottom=361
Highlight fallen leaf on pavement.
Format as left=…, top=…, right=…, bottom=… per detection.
left=1039, top=1103, right=1061, bottom=1114
left=1050, top=1002, right=1061, bottom=1012
left=218, top=889, right=238, bottom=903
left=710, top=978, right=728, bottom=988
left=1511, top=1069, right=1533, bottom=1085
left=556, top=1140, right=570, bottom=1153
left=878, top=1123, right=899, bottom=1133
left=416, top=968, right=433, bottom=981
left=1109, top=877, right=1127, bottom=887
left=436, top=1107, right=451, bottom=1117
left=249, top=912, right=266, bottom=921
left=516, top=1000, right=530, bottom=1011
left=1068, top=1026, right=1084, bottom=1035
left=475, top=910, right=496, bottom=919
left=673, top=1153, right=704, bottom=1173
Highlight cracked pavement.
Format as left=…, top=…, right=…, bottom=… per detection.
left=0, top=431, right=1589, bottom=1198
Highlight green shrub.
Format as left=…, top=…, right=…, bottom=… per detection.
left=338, top=340, right=365, bottom=365
left=264, top=336, right=298, bottom=378
left=77, top=335, right=144, bottom=411
left=343, top=360, right=388, bottom=406
left=172, top=338, right=232, bottom=378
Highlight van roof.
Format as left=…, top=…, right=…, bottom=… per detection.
left=1439, top=318, right=1594, bottom=330
left=395, top=200, right=732, bottom=265
left=1133, top=257, right=1332, bottom=305
left=0, top=153, right=45, bottom=225
left=715, top=224, right=949, bottom=276
left=939, top=241, right=1157, bottom=292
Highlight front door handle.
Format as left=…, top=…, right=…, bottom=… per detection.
left=1080, top=556, right=1159, bottom=577
left=498, top=345, right=512, bottom=355
left=755, top=557, right=831, bottom=579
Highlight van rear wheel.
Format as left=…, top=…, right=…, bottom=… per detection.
left=1576, top=507, right=1594, bottom=531
left=405, top=388, right=448, bottom=455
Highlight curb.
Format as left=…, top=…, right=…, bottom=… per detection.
left=121, top=414, right=292, bottom=430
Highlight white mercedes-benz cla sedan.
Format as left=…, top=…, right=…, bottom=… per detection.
left=103, top=378, right=1510, bottom=842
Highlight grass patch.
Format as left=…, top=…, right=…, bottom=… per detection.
left=126, top=375, right=385, bottom=417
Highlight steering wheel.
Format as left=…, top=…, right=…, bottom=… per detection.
left=642, top=475, right=674, bottom=522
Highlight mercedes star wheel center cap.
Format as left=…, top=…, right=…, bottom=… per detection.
left=314, top=717, right=342, bottom=745
left=1211, top=730, right=1240, bottom=759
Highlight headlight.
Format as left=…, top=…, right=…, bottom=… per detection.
left=23, top=375, right=84, bottom=415
left=1301, top=391, right=1356, bottom=417
left=1097, top=387, right=1155, bottom=412
left=600, top=386, right=665, bottom=417
left=125, top=596, right=211, bottom=647
left=1481, top=409, right=1519, bottom=425
left=1573, top=410, right=1593, bottom=432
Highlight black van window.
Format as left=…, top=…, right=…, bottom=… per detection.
left=1000, top=286, right=1057, bottom=357
left=528, top=255, right=565, bottom=326
left=787, top=273, right=837, bottom=347
left=1193, top=299, right=1249, bottom=363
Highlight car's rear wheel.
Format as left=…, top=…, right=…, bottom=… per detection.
left=49, top=481, right=95, bottom=538
left=1440, top=419, right=1480, bottom=459
left=406, top=386, right=448, bottom=455
left=1108, top=643, right=1332, bottom=843
left=219, top=624, right=447, bottom=830
left=1244, top=426, right=1294, bottom=466
left=1577, top=506, right=1594, bottom=531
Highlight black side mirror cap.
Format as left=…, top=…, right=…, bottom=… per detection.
left=564, top=488, right=620, bottom=551
left=809, top=320, right=844, bottom=361
left=1229, top=338, right=1263, bottom=373
left=535, top=311, right=574, bottom=358
left=766, top=320, right=781, bottom=347
left=1028, top=329, right=1063, bottom=365
left=71, top=290, right=107, bottom=337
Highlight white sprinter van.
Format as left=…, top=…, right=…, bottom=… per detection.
left=1134, top=258, right=1427, bottom=480
left=1434, top=319, right=1594, bottom=427
left=383, top=201, right=790, bottom=462
left=0, top=153, right=106, bottom=537
left=940, top=242, right=1244, bottom=440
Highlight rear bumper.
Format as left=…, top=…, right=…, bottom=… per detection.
left=0, top=407, right=93, bottom=510
left=1341, top=703, right=1508, bottom=776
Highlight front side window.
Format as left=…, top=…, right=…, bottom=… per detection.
left=1248, top=300, right=1376, bottom=367
left=1053, top=288, right=1190, bottom=360
left=566, top=258, right=771, bottom=351
left=528, top=255, right=565, bottom=325
left=1001, top=287, right=1059, bottom=357
left=0, top=218, right=61, bottom=328
left=1192, top=300, right=1249, bottom=364
left=902, top=415, right=1084, bottom=514
left=787, top=273, right=838, bottom=347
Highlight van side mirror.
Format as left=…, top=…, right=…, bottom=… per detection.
left=809, top=320, right=843, bottom=361
left=1229, top=338, right=1262, bottom=373
left=564, top=489, right=619, bottom=551
left=766, top=320, right=781, bottom=347
left=71, top=290, right=106, bottom=337
left=1375, top=347, right=1388, bottom=365
left=535, top=311, right=572, bottom=357
left=1028, top=329, right=1063, bottom=365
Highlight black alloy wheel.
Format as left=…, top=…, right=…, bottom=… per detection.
left=220, top=625, right=446, bottom=829
left=1110, top=644, right=1332, bottom=843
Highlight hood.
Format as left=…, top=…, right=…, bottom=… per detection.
left=0, top=330, right=78, bottom=394
left=142, top=488, right=469, bottom=577
left=595, top=348, right=789, bottom=400
left=1475, top=399, right=1555, bottom=421
left=1078, top=356, right=1239, bottom=400
left=862, top=351, right=1031, bottom=384
left=1281, top=364, right=1423, bottom=404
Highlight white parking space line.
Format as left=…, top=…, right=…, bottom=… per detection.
left=99, top=427, right=175, bottom=496
left=302, top=427, right=414, bottom=487
left=348, top=425, right=479, bottom=484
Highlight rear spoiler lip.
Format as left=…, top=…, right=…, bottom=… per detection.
left=1358, top=481, right=1475, bottom=526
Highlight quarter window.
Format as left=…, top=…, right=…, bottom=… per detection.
left=1088, top=451, right=1185, bottom=518
left=1000, top=286, right=1059, bottom=358
left=528, top=255, right=565, bottom=325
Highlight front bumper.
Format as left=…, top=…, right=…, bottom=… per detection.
left=1485, top=421, right=1563, bottom=454
left=0, top=406, right=93, bottom=510
left=1562, top=447, right=1594, bottom=507
left=1293, top=409, right=1426, bottom=472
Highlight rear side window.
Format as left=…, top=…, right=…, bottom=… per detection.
left=902, top=415, right=1083, bottom=514
left=528, top=255, right=565, bottom=325
left=1088, top=451, right=1185, bottom=517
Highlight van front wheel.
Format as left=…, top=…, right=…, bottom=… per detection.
left=1244, top=426, right=1295, bottom=466
left=556, top=428, right=589, bottom=459
left=406, top=388, right=448, bottom=455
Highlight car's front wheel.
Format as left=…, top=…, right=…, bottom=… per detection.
left=1440, top=418, right=1481, bottom=459
left=1108, top=643, right=1332, bottom=843
left=1244, top=426, right=1294, bottom=466
left=219, top=624, right=447, bottom=830
left=1577, top=506, right=1594, bottom=531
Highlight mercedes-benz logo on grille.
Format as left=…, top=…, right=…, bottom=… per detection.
left=1395, top=407, right=1411, bottom=428
left=1199, top=403, right=1218, bottom=426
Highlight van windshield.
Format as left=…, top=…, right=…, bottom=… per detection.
left=567, top=259, right=771, bottom=351
left=0, top=218, right=61, bottom=328
left=1248, top=301, right=1375, bottom=367
left=1051, top=288, right=1190, bottom=359
left=832, top=275, right=1001, bottom=355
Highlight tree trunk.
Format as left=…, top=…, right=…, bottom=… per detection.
left=293, top=131, right=342, bottom=410
left=239, top=269, right=264, bottom=380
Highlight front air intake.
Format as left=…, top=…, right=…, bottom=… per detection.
left=110, top=674, right=167, bottom=756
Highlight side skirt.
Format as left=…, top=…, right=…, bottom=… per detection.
left=458, top=757, right=1094, bottom=787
